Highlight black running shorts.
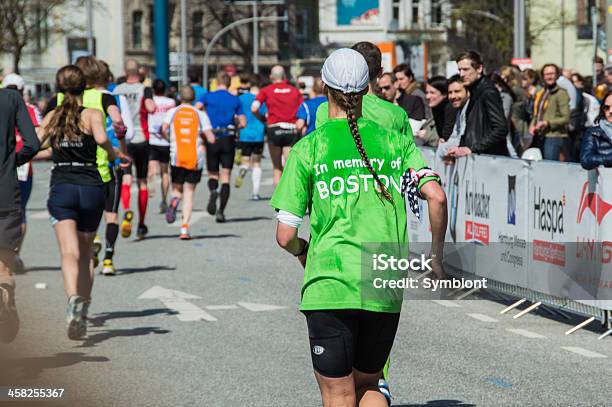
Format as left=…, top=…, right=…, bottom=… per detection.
left=239, top=142, right=264, bottom=157
left=127, top=142, right=150, bottom=180
left=171, top=166, right=202, bottom=185
left=267, top=126, right=298, bottom=147
left=303, top=309, right=400, bottom=378
left=0, top=210, right=21, bottom=252
left=149, top=145, right=170, bottom=164
left=205, top=137, right=236, bottom=172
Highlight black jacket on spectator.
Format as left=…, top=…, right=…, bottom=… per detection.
left=396, top=93, right=426, bottom=121
left=580, top=125, right=612, bottom=170
left=0, top=89, right=40, bottom=212
left=432, top=99, right=456, bottom=141
left=462, top=76, right=509, bottom=155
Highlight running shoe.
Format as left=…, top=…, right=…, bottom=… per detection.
left=101, top=259, right=116, bottom=276
left=0, top=283, right=19, bottom=343
left=378, top=379, right=391, bottom=406
left=136, top=224, right=148, bottom=240
left=215, top=212, right=226, bottom=223
left=159, top=200, right=168, bottom=214
left=92, top=234, right=102, bottom=268
left=121, top=210, right=134, bottom=238
left=166, top=197, right=180, bottom=224
left=234, top=148, right=242, bottom=165
left=66, top=295, right=87, bottom=340
left=82, top=299, right=91, bottom=321
left=207, top=190, right=218, bottom=215
left=179, top=225, right=191, bottom=240
left=235, top=168, right=247, bottom=188
left=251, top=194, right=261, bottom=201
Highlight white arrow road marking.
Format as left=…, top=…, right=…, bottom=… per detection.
left=206, top=305, right=239, bottom=310
left=431, top=300, right=461, bottom=308
left=237, top=302, right=286, bottom=312
left=138, top=286, right=217, bottom=322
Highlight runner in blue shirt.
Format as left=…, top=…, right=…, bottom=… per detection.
left=235, top=75, right=267, bottom=200
left=296, top=77, right=326, bottom=136
left=189, top=68, right=207, bottom=110
left=201, top=71, right=246, bottom=222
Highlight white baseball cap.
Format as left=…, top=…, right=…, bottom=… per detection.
left=321, top=48, right=369, bottom=94
left=2, top=73, right=24, bottom=90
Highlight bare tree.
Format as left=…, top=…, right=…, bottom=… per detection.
left=451, top=0, right=575, bottom=69
left=192, top=0, right=280, bottom=70
left=0, top=0, right=85, bottom=73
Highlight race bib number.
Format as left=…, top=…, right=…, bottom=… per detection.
left=17, top=163, right=30, bottom=182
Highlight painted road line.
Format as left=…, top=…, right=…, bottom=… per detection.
left=506, top=328, right=547, bottom=339
left=237, top=302, right=286, bottom=312
left=166, top=211, right=210, bottom=227
left=30, top=210, right=50, bottom=220
left=560, top=347, right=607, bottom=358
left=206, top=305, right=239, bottom=310
left=466, top=313, right=499, bottom=323
left=431, top=300, right=461, bottom=308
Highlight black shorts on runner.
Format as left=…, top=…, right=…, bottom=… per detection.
left=127, top=142, right=150, bottom=180
left=47, top=183, right=105, bottom=233
left=303, top=309, right=400, bottom=378
left=267, top=126, right=298, bottom=147
left=149, top=145, right=170, bottom=164
left=171, top=166, right=202, bottom=185
left=205, top=137, right=236, bottom=172
left=0, top=210, right=21, bottom=252
left=239, top=142, right=264, bottom=157
left=104, top=168, right=122, bottom=213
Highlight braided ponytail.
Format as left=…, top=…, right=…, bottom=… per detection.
left=339, top=90, right=393, bottom=203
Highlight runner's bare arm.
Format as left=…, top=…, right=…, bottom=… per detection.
left=202, top=129, right=215, bottom=144
left=89, top=109, right=116, bottom=162
left=419, top=181, right=448, bottom=279
left=33, top=110, right=53, bottom=159
left=296, top=119, right=306, bottom=135
left=237, top=114, right=247, bottom=129
left=276, top=223, right=308, bottom=268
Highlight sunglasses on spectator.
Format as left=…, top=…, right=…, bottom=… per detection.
left=380, top=85, right=392, bottom=90
left=604, top=105, right=612, bottom=112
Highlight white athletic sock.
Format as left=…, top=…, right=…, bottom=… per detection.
left=252, top=167, right=262, bottom=195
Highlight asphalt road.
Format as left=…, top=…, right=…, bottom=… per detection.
left=1, top=161, right=611, bottom=407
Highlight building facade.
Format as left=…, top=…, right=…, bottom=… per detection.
left=529, top=0, right=606, bottom=75
left=319, top=0, right=453, bottom=78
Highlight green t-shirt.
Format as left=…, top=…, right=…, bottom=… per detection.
left=315, top=94, right=410, bottom=136
left=270, top=118, right=436, bottom=313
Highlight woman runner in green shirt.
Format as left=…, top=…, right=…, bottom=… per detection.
left=271, top=49, right=448, bottom=406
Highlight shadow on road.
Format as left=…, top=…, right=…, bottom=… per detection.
left=88, top=308, right=177, bottom=327
left=117, top=265, right=176, bottom=275
left=22, top=266, right=61, bottom=273
left=393, top=400, right=476, bottom=407
left=142, top=233, right=239, bottom=240
left=226, top=216, right=271, bottom=223
left=0, top=352, right=109, bottom=381
left=78, top=326, right=170, bottom=348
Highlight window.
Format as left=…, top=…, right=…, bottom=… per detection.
left=295, top=11, right=308, bottom=40
left=577, top=0, right=597, bottom=39
left=412, top=0, right=419, bottom=25
left=149, top=6, right=155, bottom=49
left=132, top=10, right=143, bottom=49
left=34, top=6, right=49, bottom=50
left=392, top=0, right=400, bottom=21
left=193, top=11, right=204, bottom=48
left=432, top=0, right=443, bottom=25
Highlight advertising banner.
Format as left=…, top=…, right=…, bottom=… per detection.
left=412, top=149, right=612, bottom=311
left=336, top=0, right=379, bottom=26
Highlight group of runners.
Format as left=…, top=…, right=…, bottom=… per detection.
left=0, top=42, right=449, bottom=407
